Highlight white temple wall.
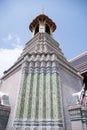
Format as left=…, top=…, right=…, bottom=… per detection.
left=0, top=69, right=22, bottom=130
left=59, top=66, right=82, bottom=130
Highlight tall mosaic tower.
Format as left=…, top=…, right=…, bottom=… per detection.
left=0, top=14, right=82, bottom=130
left=13, top=14, right=64, bottom=130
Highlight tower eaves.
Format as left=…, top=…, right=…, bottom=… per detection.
left=29, top=14, right=56, bottom=36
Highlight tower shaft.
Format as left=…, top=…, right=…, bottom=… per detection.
left=13, top=53, right=64, bottom=130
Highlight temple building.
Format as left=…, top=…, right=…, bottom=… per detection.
left=68, top=52, right=87, bottom=130
left=0, top=14, right=83, bottom=130
left=70, top=52, right=87, bottom=90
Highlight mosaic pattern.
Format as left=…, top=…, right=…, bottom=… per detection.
left=13, top=54, right=64, bottom=130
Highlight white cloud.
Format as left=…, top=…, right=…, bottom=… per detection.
left=0, top=33, right=24, bottom=78
left=0, top=47, right=23, bottom=78
left=3, top=34, right=13, bottom=42
left=2, top=33, right=21, bottom=48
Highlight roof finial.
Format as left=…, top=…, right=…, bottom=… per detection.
left=42, top=5, right=44, bottom=14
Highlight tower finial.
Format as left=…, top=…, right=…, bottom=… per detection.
left=42, top=5, right=44, bottom=14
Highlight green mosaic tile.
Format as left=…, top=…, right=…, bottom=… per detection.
left=38, top=74, right=43, bottom=119
left=45, top=73, right=51, bottom=119
left=51, top=73, right=58, bottom=119
left=19, top=73, right=28, bottom=118
left=35, top=74, right=40, bottom=119
left=27, top=74, right=34, bottom=118
left=16, top=73, right=28, bottom=118
left=31, top=73, right=38, bottom=118
left=43, top=74, right=46, bottom=119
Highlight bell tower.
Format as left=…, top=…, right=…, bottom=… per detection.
left=12, top=14, right=64, bottom=130
left=29, top=14, right=56, bottom=37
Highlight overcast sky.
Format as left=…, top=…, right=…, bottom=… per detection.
left=0, top=0, right=87, bottom=77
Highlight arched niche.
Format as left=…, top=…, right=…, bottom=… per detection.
left=45, top=24, right=50, bottom=35
left=34, top=24, right=39, bottom=35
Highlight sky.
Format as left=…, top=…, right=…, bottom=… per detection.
left=0, top=0, right=87, bottom=77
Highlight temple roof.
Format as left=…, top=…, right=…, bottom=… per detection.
left=70, top=52, right=87, bottom=74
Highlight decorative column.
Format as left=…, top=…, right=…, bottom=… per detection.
left=30, top=61, right=39, bottom=119
left=27, top=61, right=34, bottom=119
left=51, top=61, right=59, bottom=119
left=15, top=55, right=29, bottom=119
left=45, top=61, right=51, bottom=119
left=23, top=62, right=34, bottom=119
left=37, top=69, right=43, bottom=119
left=40, top=61, right=46, bottom=119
